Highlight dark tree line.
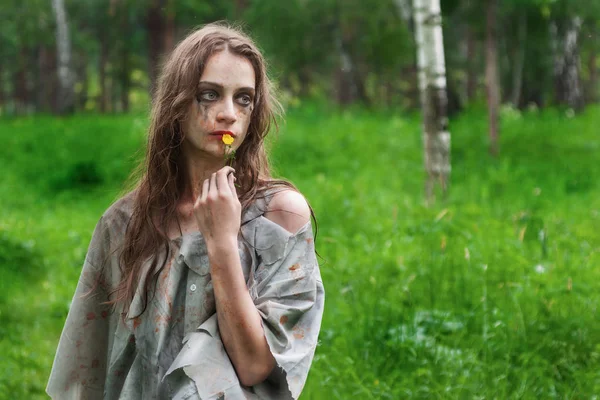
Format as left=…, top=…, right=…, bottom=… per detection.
left=0, top=0, right=598, bottom=116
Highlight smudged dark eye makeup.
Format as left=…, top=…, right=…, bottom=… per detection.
left=198, top=90, right=218, bottom=102
left=237, top=93, right=253, bottom=107
left=195, top=89, right=254, bottom=108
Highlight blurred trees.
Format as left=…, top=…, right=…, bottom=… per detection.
left=0, top=0, right=597, bottom=116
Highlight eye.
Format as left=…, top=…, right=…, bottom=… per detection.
left=198, top=90, right=218, bottom=102
left=237, top=94, right=253, bottom=106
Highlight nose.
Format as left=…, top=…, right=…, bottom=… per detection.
left=216, top=98, right=237, bottom=124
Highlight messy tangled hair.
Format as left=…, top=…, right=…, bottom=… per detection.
left=109, top=23, right=300, bottom=317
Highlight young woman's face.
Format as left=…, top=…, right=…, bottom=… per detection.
left=182, top=50, right=256, bottom=160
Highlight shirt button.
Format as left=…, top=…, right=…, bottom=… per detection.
left=190, top=284, right=197, bottom=292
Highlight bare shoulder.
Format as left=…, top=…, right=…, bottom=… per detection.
left=264, top=189, right=311, bottom=234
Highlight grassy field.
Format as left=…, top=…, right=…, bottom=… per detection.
left=1, top=103, right=599, bottom=399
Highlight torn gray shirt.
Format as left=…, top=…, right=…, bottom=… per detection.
left=46, top=191, right=325, bottom=399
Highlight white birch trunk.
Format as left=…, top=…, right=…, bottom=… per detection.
left=393, top=0, right=412, bottom=24
left=51, top=0, right=75, bottom=113
left=551, top=17, right=584, bottom=111
left=412, top=0, right=451, bottom=201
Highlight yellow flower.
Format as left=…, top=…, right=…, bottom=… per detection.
left=222, top=133, right=234, bottom=145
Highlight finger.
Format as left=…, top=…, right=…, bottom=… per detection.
left=217, top=169, right=230, bottom=196
left=220, top=166, right=235, bottom=176
left=209, top=172, right=217, bottom=198
left=228, top=172, right=237, bottom=197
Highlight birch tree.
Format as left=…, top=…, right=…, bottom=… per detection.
left=51, top=0, right=75, bottom=114
left=412, top=0, right=451, bottom=201
left=551, top=16, right=584, bottom=112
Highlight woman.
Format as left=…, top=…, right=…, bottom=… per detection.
left=47, top=23, right=324, bottom=400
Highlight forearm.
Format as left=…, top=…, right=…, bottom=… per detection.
left=206, top=237, right=275, bottom=387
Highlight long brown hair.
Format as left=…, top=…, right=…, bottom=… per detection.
left=109, top=22, right=304, bottom=317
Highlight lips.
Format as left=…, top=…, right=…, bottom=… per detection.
left=210, top=130, right=235, bottom=137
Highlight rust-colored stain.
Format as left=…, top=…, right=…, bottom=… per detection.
left=289, top=263, right=300, bottom=271
left=75, top=340, right=83, bottom=348
left=280, top=315, right=288, bottom=324
left=292, top=326, right=305, bottom=339
left=91, top=359, right=100, bottom=368
left=101, top=311, right=108, bottom=319
left=306, top=238, right=313, bottom=244
left=133, top=317, right=142, bottom=330
left=86, top=312, right=95, bottom=321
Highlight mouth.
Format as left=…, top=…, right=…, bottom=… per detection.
left=209, top=130, right=236, bottom=138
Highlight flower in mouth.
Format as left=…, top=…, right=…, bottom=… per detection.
left=222, top=134, right=235, bottom=167
left=222, top=133, right=234, bottom=145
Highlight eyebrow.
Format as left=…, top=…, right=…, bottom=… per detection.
left=199, top=81, right=255, bottom=93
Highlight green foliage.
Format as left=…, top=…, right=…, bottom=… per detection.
left=244, top=0, right=412, bottom=100
left=0, top=115, right=145, bottom=194
left=0, top=231, right=44, bottom=308
left=0, top=105, right=599, bottom=398
left=0, top=232, right=47, bottom=397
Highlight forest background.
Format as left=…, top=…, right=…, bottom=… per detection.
left=1, top=0, right=599, bottom=398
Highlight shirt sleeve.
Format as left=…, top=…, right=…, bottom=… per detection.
left=248, top=219, right=325, bottom=400
left=46, top=216, right=114, bottom=400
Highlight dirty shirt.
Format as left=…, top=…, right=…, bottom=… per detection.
left=46, top=191, right=325, bottom=399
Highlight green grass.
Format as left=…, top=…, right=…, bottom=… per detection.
left=1, top=104, right=599, bottom=398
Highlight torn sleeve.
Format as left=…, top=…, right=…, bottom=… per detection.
left=248, top=219, right=325, bottom=400
left=46, top=216, right=113, bottom=399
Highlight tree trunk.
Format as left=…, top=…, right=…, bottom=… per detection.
left=511, top=13, right=527, bottom=108
left=394, top=0, right=411, bottom=21
left=413, top=0, right=451, bottom=202
left=119, top=13, right=131, bottom=112
left=99, top=30, right=109, bottom=113
left=485, top=0, right=500, bottom=156
left=14, top=45, right=29, bottom=114
left=334, top=33, right=356, bottom=105
left=147, top=0, right=167, bottom=97
left=351, top=66, right=370, bottom=105
left=0, top=56, right=3, bottom=112
left=235, top=0, right=248, bottom=19
left=76, top=52, right=89, bottom=111
left=466, top=26, right=477, bottom=103
left=394, top=0, right=419, bottom=110
left=51, top=0, right=75, bottom=114
left=551, top=17, right=584, bottom=112
left=164, top=3, right=175, bottom=56
left=47, top=49, right=59, bottom=114
left=334, top=21, right=370, bottom=106
left=36, top=46, right=48, bottom=112
left=588, top=48, right=598, bottom=104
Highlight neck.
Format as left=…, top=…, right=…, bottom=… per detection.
left=180, top=150, right=226, bottom=204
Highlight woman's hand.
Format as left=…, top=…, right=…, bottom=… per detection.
left=193, top=166, right=240, bottom=245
